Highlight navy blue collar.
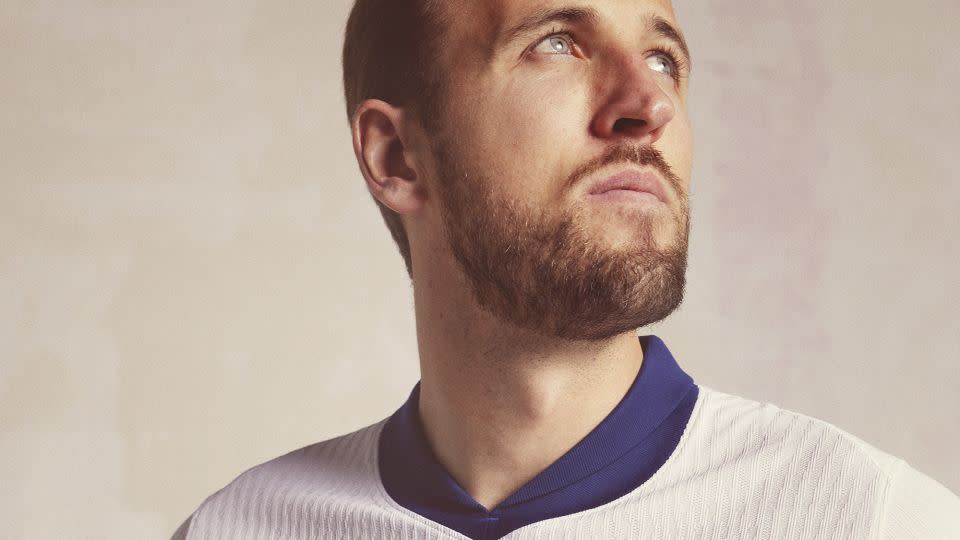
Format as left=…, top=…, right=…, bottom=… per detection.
left=378, top=335, right=698, bottom=540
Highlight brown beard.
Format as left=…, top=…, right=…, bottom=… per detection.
left=435, top=140, right=690, bottom=341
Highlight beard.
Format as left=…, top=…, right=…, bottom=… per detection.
left=434, top=139, right=690, bottom=342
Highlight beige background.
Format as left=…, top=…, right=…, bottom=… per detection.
left=1, top=1, right=958, bottom=538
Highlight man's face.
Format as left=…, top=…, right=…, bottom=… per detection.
left=419, top=0, right=693, bottom=341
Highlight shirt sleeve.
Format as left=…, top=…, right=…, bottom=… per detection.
left=881, top=460, right=960, bottom=539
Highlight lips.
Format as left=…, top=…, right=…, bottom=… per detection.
left=588, top=169, right=668, bottom=203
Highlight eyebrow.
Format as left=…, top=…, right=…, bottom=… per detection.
left=496, top=5, right=692, bottom=70
left=497, top=6, right=600, bottom=50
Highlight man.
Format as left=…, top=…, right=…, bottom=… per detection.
left=174, top=0, right=960, bottom=538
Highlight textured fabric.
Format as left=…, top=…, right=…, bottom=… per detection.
left=379, top=335, right=698, bottom=539
left=177, top=387, right=960, bottom=539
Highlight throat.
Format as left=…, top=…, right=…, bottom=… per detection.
left=415, top=334, right=645, bottom=510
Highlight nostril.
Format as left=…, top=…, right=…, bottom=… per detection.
left=613, top=118, right=646, bottom=133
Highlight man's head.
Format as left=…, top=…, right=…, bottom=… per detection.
left=344, top=0, right=693, bottom=341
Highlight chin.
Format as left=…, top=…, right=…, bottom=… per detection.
left=599, top=217, right=679, bottom=253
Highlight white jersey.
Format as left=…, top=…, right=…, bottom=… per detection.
left=175, top=386, right=960, bottom=539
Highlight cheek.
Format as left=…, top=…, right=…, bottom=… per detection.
left=469, top=74, right=590, bottom=199
left=497, top=70, right=589, bottom=136
left=661, top=110, right=693, bottom=183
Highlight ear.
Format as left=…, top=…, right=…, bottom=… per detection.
left=351, top=99, right=426, bottom=215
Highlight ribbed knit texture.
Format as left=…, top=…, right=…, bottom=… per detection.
left=177, top=387, right=960, bottom=539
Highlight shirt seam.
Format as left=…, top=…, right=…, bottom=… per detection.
left=872, top=456, right=906, bottom=540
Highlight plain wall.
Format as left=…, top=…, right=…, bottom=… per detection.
left=1, top=1, right=957, bottom=538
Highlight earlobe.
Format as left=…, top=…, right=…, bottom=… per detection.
left=351, top=100, right=426, bottom=215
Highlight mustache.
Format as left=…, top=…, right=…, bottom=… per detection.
left=565, top=144, right=685, bottom=198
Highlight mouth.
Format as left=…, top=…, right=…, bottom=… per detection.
left=587, top=169, right=669, bottom=205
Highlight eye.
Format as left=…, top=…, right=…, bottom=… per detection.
left=532, top=33, right=575, bottom=55
left=646, top=51, right=677, bottom=78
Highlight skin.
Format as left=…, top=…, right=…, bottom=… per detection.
left=352, top=0, right=693, bottom=510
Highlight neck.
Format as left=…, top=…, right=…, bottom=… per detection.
left=412, top=263, right=645, bottom=510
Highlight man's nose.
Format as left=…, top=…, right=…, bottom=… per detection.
left=590, top=55, right=676, bottom=144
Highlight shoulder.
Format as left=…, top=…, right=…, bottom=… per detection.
left=691, top=386, right=903, bottom=476
left=681, top=387, right=959, bottom=537
left=173, top=419, right=389, bottom=539
left=879, top=456, right=960, bottom=538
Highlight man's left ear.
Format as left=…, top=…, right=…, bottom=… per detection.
left=350, top=99, right=426, bottom=216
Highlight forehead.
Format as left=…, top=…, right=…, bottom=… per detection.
left=445, top=0, right=679, bottom=43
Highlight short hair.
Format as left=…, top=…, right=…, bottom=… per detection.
left=342, top=0, right=445, bottom=278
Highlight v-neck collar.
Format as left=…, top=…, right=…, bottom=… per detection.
left=378, top=335, right=698, bottom=540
